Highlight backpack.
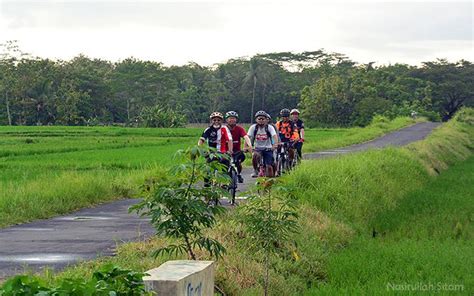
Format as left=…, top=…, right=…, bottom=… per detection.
left=251, top=124, right=273, bottom=146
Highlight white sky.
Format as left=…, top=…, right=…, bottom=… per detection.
left=0, top=0, right=472, bottom=66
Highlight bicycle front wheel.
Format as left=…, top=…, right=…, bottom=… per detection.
left=229, top=168, right=238, bottom=204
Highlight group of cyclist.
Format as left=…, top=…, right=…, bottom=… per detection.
left=198, top=108, right=304, bottom=182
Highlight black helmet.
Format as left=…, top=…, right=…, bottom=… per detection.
left=225, top=111, right=239, bottom=119
left=254, top=110, right=269, bottom=119
left=280, top=108, right=291, bottom=117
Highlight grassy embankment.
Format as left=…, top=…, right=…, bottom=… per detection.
left=0, top=117, right=418, bottom=228
left=25, top=110, right=472, bottom=294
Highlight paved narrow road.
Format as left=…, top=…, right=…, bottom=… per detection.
left=0, top=122, right=440, bottom=280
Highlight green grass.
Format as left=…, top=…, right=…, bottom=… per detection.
left=0, top=118, right=417, bottom=228
left=2, top=110, right=471, bottom=294
left=308, top=156, right=474, bottom=295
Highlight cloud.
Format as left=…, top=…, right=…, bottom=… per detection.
left=0, top=1, right=226, bottom=30
left=0, top=1, right=471, bottom=65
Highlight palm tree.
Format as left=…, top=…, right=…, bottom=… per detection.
left=243, top=57, right=270, bottom=121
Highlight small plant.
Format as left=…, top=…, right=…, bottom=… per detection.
left=236, top=178, right=299, bottom=296
left=130, top=146, right=228, bottom=260
left=0, top=264, right=150, bottom=295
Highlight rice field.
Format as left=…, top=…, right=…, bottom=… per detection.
left=0, top=118, right=415, bottom=227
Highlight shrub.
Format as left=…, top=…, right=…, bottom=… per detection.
left=139, top=105, right=187, bottom=128
left=0, top=264, right=150, bottom=295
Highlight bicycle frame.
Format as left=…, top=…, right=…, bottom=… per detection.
left=227, top=154, right=240, bottom=204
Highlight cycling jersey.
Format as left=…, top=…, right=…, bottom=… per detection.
left=276, top=120, right=299, bottom=142
left=292, top=119, right=305, bottom=138
left=227, top=125, right=247, bottom=152
left=201, top=125, right=233, bottom=153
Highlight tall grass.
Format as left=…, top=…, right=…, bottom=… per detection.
left=30, top=109, right=472, bottom=294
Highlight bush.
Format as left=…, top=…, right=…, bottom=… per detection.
left=454, top=107, right=474, bottom=125
left=368, top=114, right=390, bottom=129
left=352, top=97, right=393, bottom=126
left=139, top=105, right=187, bottom=128
left=419, top=110, right=441, bottom=122
left=0, top=264, right=151, bottom=295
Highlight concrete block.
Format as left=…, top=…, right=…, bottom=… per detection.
left=143, top=260, right=215, bottom=296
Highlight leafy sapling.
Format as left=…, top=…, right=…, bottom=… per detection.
left=237, top=178, right=299, bottom=296
left=130, top=146, right=229, bottom=260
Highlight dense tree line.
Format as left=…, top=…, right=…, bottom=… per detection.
left=0, top=40, right=472, bottom=127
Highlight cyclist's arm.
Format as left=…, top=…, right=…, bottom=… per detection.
left=227, top=138, right=233, bottom=154
left=243, top=135, right=252, bottom=152
left=247, top=125, right=255, bottom=148
left=300, top=128, right=305, bottom=141
left=268, top=125, right=279, bottom=148
left=271, top=134, right=279, bottom=148
left=199, top=128, right=210, bottom=146
left=225, top=127, right=233, bottom=154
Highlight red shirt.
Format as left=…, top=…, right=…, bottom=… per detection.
left=228, top=125, right=247, bottom=152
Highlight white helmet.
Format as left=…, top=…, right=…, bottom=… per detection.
left=290, top=109, right=300, bottom=115
left=209, top=112, right=223, bottom=119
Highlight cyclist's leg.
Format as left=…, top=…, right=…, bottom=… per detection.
left=273, top=148, right=278, bottom=175
left=204, top=154, right=213, bottom=187
left=218, top=153, right=230, bottom=173
left=252, top=150, right=261, bottom=177
left=288, top=143, right=295, bottom=163
left=233, top=151, right=244, bottom=174
left=262, top=150, right=274, bottom=177
left=233, top=151, right=245, bottom=182
left=294, top=141, right=303, bottom=161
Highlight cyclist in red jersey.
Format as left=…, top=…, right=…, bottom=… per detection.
left=225, top=111, right=252, bottom=183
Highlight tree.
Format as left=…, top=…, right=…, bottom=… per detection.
left=0, top=40, right=27, bottom=125
left=243, top=57, right=273, bottom=120
left=299, top=75, right=354, bottom=126
left=413, top=59, right=474, bottom=121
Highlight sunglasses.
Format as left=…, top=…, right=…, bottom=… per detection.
left=256, top=117, right=266, bottom=121
left=212, top=118, right=222, bottom=121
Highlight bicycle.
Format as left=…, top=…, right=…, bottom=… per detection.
left=276, top=142, right=296, bottom=176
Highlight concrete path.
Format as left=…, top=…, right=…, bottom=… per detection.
left=304, top=122, right=441, bottom=159
left=0, top=122, right=440, bottom=280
